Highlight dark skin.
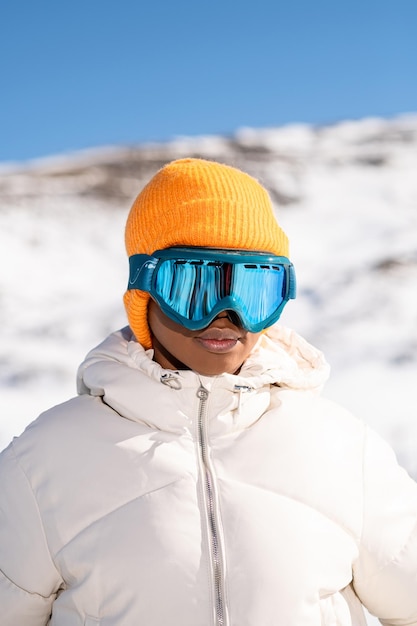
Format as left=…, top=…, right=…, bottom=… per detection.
left=148, top=300, right=262, bottom=376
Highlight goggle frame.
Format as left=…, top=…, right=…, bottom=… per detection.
left=127, top=246, right=296, bottom=332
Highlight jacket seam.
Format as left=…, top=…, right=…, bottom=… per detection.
left=0, top=566, right=56, bottom=600
left=54, top=477, right=184, bottom=559
left=10, top=443, right=63, bottom=585
left=225, top=477, right=362, bottom=546
left=358, top=515, right=417, bottom=585
left=358, top=423, right=417, bottom=580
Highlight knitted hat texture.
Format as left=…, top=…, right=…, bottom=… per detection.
left=123, top=158, right=289, bottom=348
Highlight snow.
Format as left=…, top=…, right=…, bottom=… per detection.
left=0, top=114, right=416, bottom=624
left=1, top=115, right=416, bottom=467
left=0, top=198, right=128, bottom=437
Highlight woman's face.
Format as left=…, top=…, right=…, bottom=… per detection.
left=148, top=300, right=262, bottom=376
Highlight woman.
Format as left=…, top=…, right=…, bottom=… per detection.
left=1, top=158, right=417, bottom=625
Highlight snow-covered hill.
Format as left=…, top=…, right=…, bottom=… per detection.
left=1, top=114, right=417, bottom=482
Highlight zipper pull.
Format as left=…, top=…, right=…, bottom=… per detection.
left=197, top=384, right=209, bottom=400
left=233, top=384, right=253, bottom=420
left=160, top=372, right=182, bottom=389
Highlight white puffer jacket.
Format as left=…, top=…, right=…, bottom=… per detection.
left=1, top=326, right=417, bottom=626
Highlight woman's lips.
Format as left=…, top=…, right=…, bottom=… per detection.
left=194, top=328, right=241, bottom=353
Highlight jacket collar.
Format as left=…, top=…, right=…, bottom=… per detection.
left=76, top=325, right=330, bottom=435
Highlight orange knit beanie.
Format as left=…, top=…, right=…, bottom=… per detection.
left=123, top=157, right=289, bottom=349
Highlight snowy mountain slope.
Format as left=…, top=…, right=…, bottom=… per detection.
left=1, top=114, right=417, bottom=484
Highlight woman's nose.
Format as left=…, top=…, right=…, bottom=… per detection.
left=215, top=311, right=241, bottom=326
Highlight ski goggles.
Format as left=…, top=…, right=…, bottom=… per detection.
left=127, top=247, right=296, bottom=332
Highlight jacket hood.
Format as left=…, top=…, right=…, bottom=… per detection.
left=77, top=324, right=329, bottom=399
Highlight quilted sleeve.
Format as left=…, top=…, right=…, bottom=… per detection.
left=353, top=426, right=417, bottom=626
left=0, top=442, right=63, bottom=626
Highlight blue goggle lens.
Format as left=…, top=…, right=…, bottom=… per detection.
left=128, top=248, right=296, bottom=332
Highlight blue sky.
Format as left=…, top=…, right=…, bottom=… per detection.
left=1, top=0, right=416, bottom=163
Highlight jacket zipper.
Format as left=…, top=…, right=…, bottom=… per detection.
left=197, top=384, right=229, bottom=626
